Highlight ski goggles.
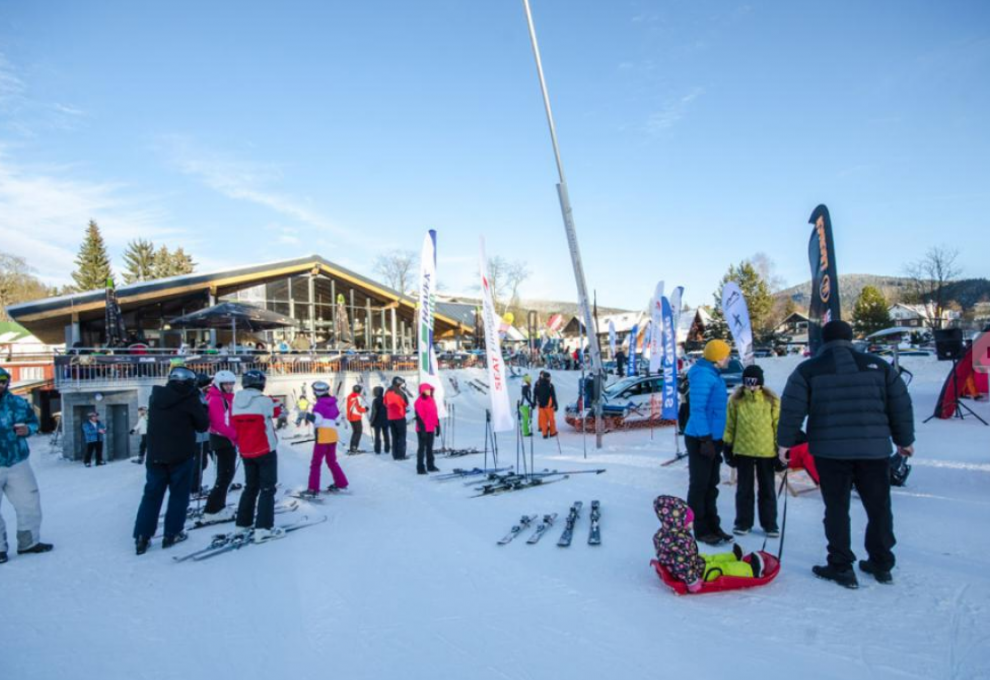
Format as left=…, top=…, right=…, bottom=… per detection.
left=744, top=377, right=761, bottom=388
left=0, top=375, right=9, bottom=385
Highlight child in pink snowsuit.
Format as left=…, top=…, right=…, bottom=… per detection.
left=308, top=391, right=349, bottom=493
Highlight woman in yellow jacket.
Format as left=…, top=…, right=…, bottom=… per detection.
left=724, top=365, right=781, bottom=537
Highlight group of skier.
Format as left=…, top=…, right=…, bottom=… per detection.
left=518, top=371, right=560, bottom=438
left=659, top=320, right=916, bottom=592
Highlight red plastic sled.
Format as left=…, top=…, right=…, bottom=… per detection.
left=650, top=552, right=781, bottom=595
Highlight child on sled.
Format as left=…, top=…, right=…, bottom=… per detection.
left=653, top=495, right=765, bottom=593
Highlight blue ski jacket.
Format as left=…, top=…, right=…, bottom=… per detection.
left=684, top=358, right=727, bottom=440
left=0, top=391, right=39, bottom=468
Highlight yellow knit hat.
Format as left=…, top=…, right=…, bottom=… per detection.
left=703, top=339, right=731, bottom=363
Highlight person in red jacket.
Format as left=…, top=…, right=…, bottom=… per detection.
left=345, top=385, right=368, bottom=454
left=414, top=383, right=441, bottom=475
left=384, top=377, right=409, bottom=460
left=231, top=370, right=283, bottom=543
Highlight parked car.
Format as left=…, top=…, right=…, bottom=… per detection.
left=720, top=358, right=744, bottom=391
left=564, top=374, right=667, bottom=429
left=753, top=347, right=773, bottom=358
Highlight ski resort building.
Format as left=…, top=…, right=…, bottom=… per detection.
left=5, top=255, right=474, bottom=463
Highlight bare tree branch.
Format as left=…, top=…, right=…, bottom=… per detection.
left=902, top=245, right=961, bottom=329
left=374, top=249, right=416, bottom=294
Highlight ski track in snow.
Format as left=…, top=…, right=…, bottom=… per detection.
left=2, top=356, right=989, bottom=680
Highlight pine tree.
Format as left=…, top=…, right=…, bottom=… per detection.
left=71, top=220, right=113, bottom=292
left=152, top=245, right=173, bottom=278
left=852, top=285, right=891, bottom=337
left=122, top=239, right=157, bottom=283
left=169, top=248, right=196, bottom=277
left=708, top=261, right=775, bottom=344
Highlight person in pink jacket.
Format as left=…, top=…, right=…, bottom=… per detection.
left=414, top=383, right=441, bottom=475
left=304, top=381, right=349, bottom=493
left=202, top=370, right=239, bottom=522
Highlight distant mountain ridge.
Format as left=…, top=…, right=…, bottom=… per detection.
left=777, top=274, right=990, bottom=310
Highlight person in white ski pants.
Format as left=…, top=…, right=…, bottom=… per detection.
left=0, top=366, right=52, bottom=562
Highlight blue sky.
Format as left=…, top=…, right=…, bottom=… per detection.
left=0, top=0, right=986, bottom=310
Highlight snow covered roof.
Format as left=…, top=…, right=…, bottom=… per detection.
left=597, top=311, right=648, bottom=334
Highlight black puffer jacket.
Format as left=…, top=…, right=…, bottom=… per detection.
left=146, top=381, right=210, bottom=465
left=533, top=379, right=557, bottom=410
left=777, top=340, right=914, bottom=460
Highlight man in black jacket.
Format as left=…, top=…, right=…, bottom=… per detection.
left=777, top=321, right=914, bottom=588
left=132, top=366, right=210, bottom=554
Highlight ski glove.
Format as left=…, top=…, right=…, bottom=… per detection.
left=722, top=444, right=736, bottom=468
left=699, top=437, right=717, bottom=459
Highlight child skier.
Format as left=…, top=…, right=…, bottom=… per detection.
left=304, top=381, right=348, bottom=493
left=723, top=365, right=781, bottom=537
left=652, top=495, right=764, bottom=593
left=369, top=386, right=390, bottom=455
left=414, top=383, right=441, bottom=475
left=520, top=375, right=535, bottom=437
left=231, top=370, right=283, bottom=543
left=346, top=385, right=367, bottom=453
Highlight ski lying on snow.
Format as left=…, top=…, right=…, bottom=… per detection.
left=661, top=452, right=688, bottom=467
left=557, top=501, right=583, bottom=547
left=497, top=515, right=537, bottom=545
left=526, top=513, right=558, bottom=544
left=470, top=475, right=569, bottom=498
left=433, top=466, right=512, bottom=482
left=588, top=500, right=601, bottom=545
left=173, top=515, right=328, bottom=562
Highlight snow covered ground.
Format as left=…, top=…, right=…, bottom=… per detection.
left=3, top=356, right=989, bottom=680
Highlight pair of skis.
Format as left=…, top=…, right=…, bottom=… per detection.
left=556, top=500, right=601, bottom=547
left=187, top=499, right=300, bottom=531
left=497, top=513, right=557, bottom=545
left=431, top=466, right=512, bottom=482
left=471, top=474, right=570, bottom=498
left=173, top=515, right=327, bottom=562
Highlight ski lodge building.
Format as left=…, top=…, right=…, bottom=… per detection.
left=5, top=255, right=474, bottom=463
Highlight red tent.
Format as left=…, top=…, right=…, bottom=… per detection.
left=933, top=342, right=988, bottom=419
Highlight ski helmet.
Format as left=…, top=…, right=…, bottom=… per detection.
left=241, top=369, right=267, bottom=391
left=168, top=366, right=197, bottom=388
left=195, top=372, right=212, bottom=389
left=391, top=376, right=405, bottom=387
left=352, top=384, right=363, bottom=394
left=213, top=370, right=237, bottom=385
left=373, top=386, right=384, bottom=397
left=312, top=380, right=330, bottom=396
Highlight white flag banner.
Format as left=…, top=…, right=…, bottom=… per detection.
left=479, top=237, right=514, bottom=432
left=418, top=230, right=447, bottom=416
left=721, top=281, right=754, bottom=366
left=669, top=286, right=684, bottom=335
left=648, top=280, right=665, bottom=374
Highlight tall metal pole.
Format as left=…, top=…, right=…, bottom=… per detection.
left=521, top=0, right=605, bottom=448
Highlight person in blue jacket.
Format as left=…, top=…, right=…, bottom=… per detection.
left=81, top=411, right=106, bottom=467
left=0, top=366, right=53, bottom=563
left=684, top=339, right=732, bottom=546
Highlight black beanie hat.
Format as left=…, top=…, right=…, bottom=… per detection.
left=742, top=364, right=764, bottom=386
left=822, top=320, right=854, bottom=343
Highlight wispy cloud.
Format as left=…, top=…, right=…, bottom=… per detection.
left=646, top=87, right=705, bottom=134
left=161, top=135, right=357, bottom=246
left=0, top=53, right=86, bottom=135
left=0, top=149, right=177, bottom=284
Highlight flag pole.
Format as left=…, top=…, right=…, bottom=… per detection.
left=521, top=0, right=605, bottom=449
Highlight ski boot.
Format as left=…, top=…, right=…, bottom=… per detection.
left=253, top=527, right=286, bottom=544
left=18, top=542, right=53, bottom=555
left=859, top=560, right=893, bottom=584
left=135, top=537, right=150, bottom=556
left=812, top=564, right=859, bottom=589
left=161, top=532, right=188, bottom=549
left=0, top=551, right=8, bottom=564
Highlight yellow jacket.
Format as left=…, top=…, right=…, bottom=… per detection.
left=724, top=388, right=779, bottom=458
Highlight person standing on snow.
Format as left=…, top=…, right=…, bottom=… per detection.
left=132, top=366, right=210, bottom=554
left=231, top=370, right=284, bottom=543
left=190, top=373, right=213, bottom=495
left=303, top=381, right=349, bottom=493
left=0, top=366, right=53, bottom=564
left=384, top=377, right=409, bottom=460
left=684, top=339, right=733, bottom=547
left=345, top=385, right=367, bottom=454
left=129, top=406, right=148, bottom=464
left=777, top=320, right=914, bottom=589
left=533, top=371, right=558, bottom=438
left=201, top=370, right=239, bottom=523
left=519, top=375, right=535, bottom=437
left=369, top=386, right=390, bottom=455
left=81, top=411, right=106, bottom=467
left=615, top=348, right=626, bottom=378
left=414, top=384, right=441, bottom=475
left=722, top=364, right=781, bottom=538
